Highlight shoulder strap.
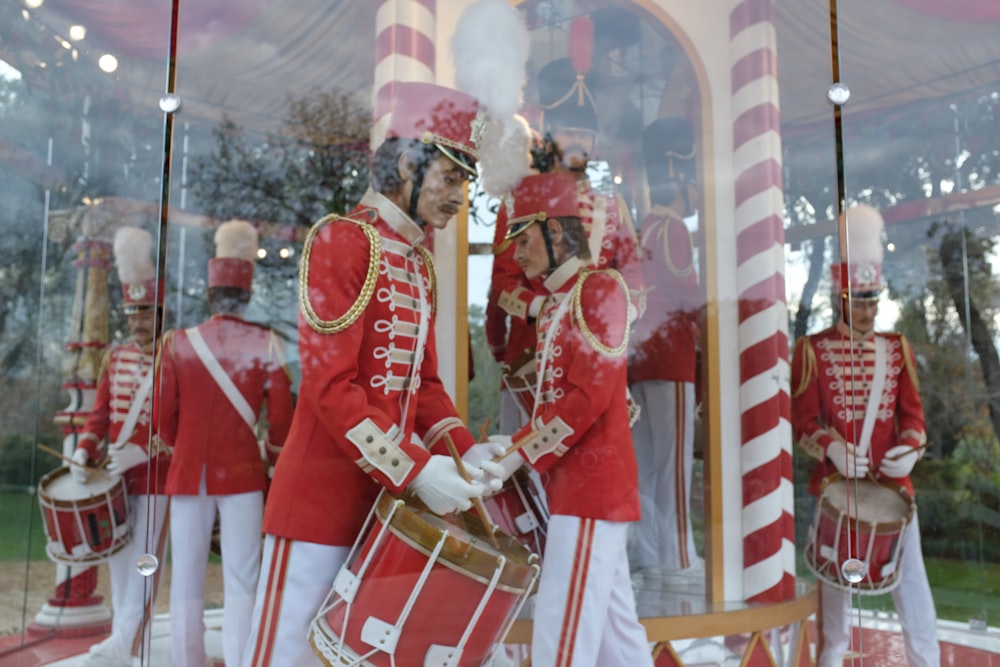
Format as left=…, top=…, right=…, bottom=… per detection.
left=855, top=336, right=888, bottom=457
left=111, top=364, right=154, bottom=450
left=186, top=326, right=257, bottom=433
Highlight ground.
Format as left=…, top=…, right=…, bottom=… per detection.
left=0, top=561, right=225, bottom=637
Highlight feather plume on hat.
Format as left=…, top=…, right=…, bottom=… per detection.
left=113, top=227, right=155, bottom=284
left=215, top=219, right=259, bottom=260
left=833, top=204, right=885, bottom=298
left=451, top=0, right=532, bottom=196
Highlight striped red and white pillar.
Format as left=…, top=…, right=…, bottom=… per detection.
left=371, top=0, right=437, bottom=148
left=729, top=0, right=795, bottom=603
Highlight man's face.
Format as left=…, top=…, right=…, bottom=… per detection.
left=412, top=154, right=472, bottom=230
left=127, top=308, right=159, bottom=348
left=513, top=223, right=552, bottom=281
left=846, top=298, right=879, bottom=335
left=550, top=127, right=595, bottom=172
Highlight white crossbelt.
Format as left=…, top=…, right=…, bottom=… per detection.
left=186, top=326, right=257, bottom=434
left=855, top=336, right=887, bottom=457
left=110, top=367, right=154, bottom=451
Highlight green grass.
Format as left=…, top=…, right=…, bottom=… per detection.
left=0, top=492, right=48, bottom=561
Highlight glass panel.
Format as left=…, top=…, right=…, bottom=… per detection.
left=3, top=0, right=999, bottom=665
left=786, top=0, right=1000, bottom=663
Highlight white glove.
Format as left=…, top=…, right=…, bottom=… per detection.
left=462, top=439, right=508, bottom=493
left=410, top=455, right=487, bottom=515
left=879, top=445, right=920, bottom=478
left=826, top=440, right=869, bottom=479
left=106, top=443, right=148, bottom=476
left=486, top=434, right=526, bottom=483
left=70, top=448, right=92, bottom=483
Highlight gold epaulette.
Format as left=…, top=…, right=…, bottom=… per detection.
left=300, top=213, right=381, bottom=334
left=899, top=334, right=920, bottom=391
left=572, top=268, right=629, bottom=358
left=414, top=244, right=437, bottom=316
left=790, top=337, right=816, bottom=399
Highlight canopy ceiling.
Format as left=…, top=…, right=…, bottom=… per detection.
left=3, top=0, right=999, bottom=140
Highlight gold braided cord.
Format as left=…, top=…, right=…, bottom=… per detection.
left=414, top=245, right=437, bottom=316
left=572, top=269, right=629, bottom=358
left=790, top=337, right=816, bottom=399
left=662, top=222, right=695, bottom=279
left=299, top=213, right=381, bottom=334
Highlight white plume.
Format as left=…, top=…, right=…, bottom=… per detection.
left=838, top=204, right=884, bottom=265
left=478, top=113, right=532, bottom=196
left=451, top=0, right=530, bottom=116
left=215, top=219, right=259, bottom=261
left=113, top=227, right=155, bottom=284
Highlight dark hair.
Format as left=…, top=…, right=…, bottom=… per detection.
left=555, top=216, right=591, bottom=262
left=370, top=138, right=440, bottom=195
left=207, top=286, right=250, bottom=316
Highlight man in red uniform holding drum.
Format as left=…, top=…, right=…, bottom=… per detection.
left=241, top=82, right=495, bottom=667
left=486, top=50, right=644, bottom=437
left=155, top=219, right=294, bottom=667
left=71, top=226, right=171, bottom=667
left=627, top=117, right=704, bottom=587
left=487, top=171, right=653, bottom=667
left=790, top=204, right=940, bottom=667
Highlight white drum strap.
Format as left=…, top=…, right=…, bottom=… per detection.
left=587, top=195, right=608, bottom=267
left=111, top=367, right=154, bottom=451
left=187, top=327, right=257, bottom=434
left=856, top=336, right=887, bottom=457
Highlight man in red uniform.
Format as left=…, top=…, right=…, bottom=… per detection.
left=486, top=55, right=644, bottom=437
left=155, top=219, right=294, bottom=667
left=791, top=205, right=940, bottom=667
left=71, top=227, right=171, bottom=667
left=487, top=172, right=653, bottom=667
left=240, top=82, right=495, bottom=667
left=627, top=117, right=704, bottom=587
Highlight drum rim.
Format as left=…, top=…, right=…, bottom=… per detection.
left=377, top=494, right=539, bottom=593
left=816, top=474, right=915, bottom=533
left=38, top=466, right=124, bottom=506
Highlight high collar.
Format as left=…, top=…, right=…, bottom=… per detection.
left=361, top=189, right=424, bottom=246
left=835, top=319, right=876, bottom=342
left=544, top=256, right=586, bottom=293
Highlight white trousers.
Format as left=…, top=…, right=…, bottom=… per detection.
left=532, top=516, right=653, bottom=667
left=818, top=511, right=940, bottom=667
left=170, top=481, right=264, bottom=667
left=629, top=380, right=699, bottom=572
left=498, top=385, right=529, bottom=436
left=241, top=535, right=349, bottom=667
left=106, top=493, right=169, bottom=660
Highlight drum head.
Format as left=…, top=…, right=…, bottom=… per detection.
left=820, top=476, right=912, bottom=524
left=40, top=466, right=119, bottom=502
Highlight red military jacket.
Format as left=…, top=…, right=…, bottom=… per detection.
left=154, top=315, right=294, bottom=495
left=78, top=340, right=170, bottom=495
left=627, top=205, right=701, bottom=385
left=509, top=257, right=641, bottom=522
left=263, top=190, right=477, bottom=546
left=486, top=179, right=644, bottom=372
left=791, top=322, right=927, bottom=496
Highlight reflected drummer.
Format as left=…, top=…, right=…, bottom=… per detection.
left=790, top=204, right=940, bottom=667
left=241, top=82, right=500, bottom=667
left=484, top=172, right=654, bottom=667
left=70, top=226, right=171, bottom=667
left=155, top=219, right=294, bottom=667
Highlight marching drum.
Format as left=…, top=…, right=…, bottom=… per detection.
left=804, top=474, right=914, bottom=594
left=38, top=466, right=131, bottom=564
left=480, top=468, right=548, bottom=561
left=309, top=491, right=540, bottom=667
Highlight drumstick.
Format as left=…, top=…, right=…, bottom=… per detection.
left=442, top=433, right=500, bottom=549
left=883, top=445, right=926, bottom=461
left=476, top=418, right=491, bottom=443
left=37, top=443, right=79, bottom=467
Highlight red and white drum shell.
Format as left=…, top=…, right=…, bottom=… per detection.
left=37, top=466, right=131, bottom=564
left=805, top=474, right=914, bottom=594
left=310, top=492, right=540, bottom=667
left=480, top=468, right=548, bottom=561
